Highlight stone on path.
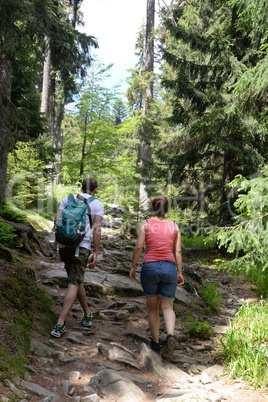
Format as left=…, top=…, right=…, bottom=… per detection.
left=139, top=343, right=192, bottom=384
left=41, top=267, right=143, bottom=296
left=66, top=331, right=88, bottom=345
left=97, top=342, right=140, bottom=370
left=14, top=377, right=57, bottom=399
left=156, top=389, right=221, bottom=401
left=89, top=368, right=145, bottom=401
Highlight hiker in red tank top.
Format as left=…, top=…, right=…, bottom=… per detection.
left=143, top=218, right=177, bottom=263
left=130, top=196, right=184, bottom=361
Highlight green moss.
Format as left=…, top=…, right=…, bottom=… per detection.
left=0, top=263, right=55, bottom=380
left=0, top=350, right=27, bottom=379
left=7, top=322, right=31, bottom=354
left=0, top=220, right=17, bottom=247
left=93, top=312, right=104, bottom=321
left=121, top=315, right=130, bottom=324
left=0, top=200, right=27, bottom=224
left=113, top=290, right=126, bottom=298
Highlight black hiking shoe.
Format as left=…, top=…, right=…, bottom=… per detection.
left=148, top=338, right=160, bottom=354
left=162, top=334, right=176, bottom=361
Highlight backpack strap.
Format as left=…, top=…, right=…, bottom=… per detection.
left=86, top=196, right=96, bottom=227
left=74, top=194, right=96, bottom=258
left=77, top=194, right=96, bottom=203
left=77, top=194, right=86, bottom=202
left=68, top=194, right=75, bottom=202
left=77, top=194, right=96, bottom=227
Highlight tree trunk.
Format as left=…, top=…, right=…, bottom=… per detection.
left=41, top=36, right=51, bottom=117
left=72, top=0, right=82, bottom=28
left=49, top=77, right=56, bottom=134
left=0, top=55, right=11, bottom=208
left=139, top=0, right=155, bottom=212
left=143, top=0, right=155, bottom=113
left=53, top=102, right=64, bottom=185
left=80, top=134, right=87, bottom=178
left=220, top=151, right=233, bottom=222
left=80, top=115, right=88, bottom=178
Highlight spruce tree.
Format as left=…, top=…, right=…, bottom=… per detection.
left=160, top=0, right=267, bottom=221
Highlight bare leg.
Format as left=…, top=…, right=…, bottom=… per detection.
left=160, top=298, right=176, bottom=361
left=160, top=299, right=175, bottom=335
left=146, top=296, right=160, bottom=343
left=57, top=283, right=78, bottom=326
left=77, top=283, right=91, bottom=316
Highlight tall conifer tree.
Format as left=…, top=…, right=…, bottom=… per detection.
left=139, top=0, right=155, bottom=211
left=161, top=0, right=267, bottom=221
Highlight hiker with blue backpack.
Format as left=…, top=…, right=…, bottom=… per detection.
left=51, top=177, right=104, bottom=338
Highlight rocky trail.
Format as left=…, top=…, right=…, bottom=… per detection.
left=1, top=206, right=268, bottom=401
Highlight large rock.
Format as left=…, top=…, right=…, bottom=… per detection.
left=139, top=343, right=192, bottom=384
left=97, top=342, right=140, bottom=369
left=41, top=267, right=143, bottom=296
left=30, top=339, right=61, bottom=359
left=30, top=339, right=74, bottom=365
left=175, top=286, right=192, bottom=305
left=89, top=368, right=145, bottom=401
left=14, top=377, right=57, bottom=399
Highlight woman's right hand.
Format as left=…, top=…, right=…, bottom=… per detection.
left=129, top=267, right=136, bottom=281
left=177, top=272, right=184, bottom=286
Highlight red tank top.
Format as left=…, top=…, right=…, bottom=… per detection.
left=143, top=218, right=177, bottom=263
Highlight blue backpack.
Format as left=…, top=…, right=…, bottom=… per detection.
left=55, top=194, right=96, bottom=248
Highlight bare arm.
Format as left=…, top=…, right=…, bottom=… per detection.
left=174, top=224, right=184, bottom=286
left=54, top=209, right=63, bottom=224
left=88, top=215, right=102, bottom=269
left=129, top=220, right=147, bottom=280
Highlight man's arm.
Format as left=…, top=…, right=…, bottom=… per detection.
left=88, top=215, right=102, bottom=269
left=54, top=209, right=63, bottom=224
left=54, top=196, right=69, bottom=224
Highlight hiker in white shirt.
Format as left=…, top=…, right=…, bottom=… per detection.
left=51, top=178, right=104, bottom=338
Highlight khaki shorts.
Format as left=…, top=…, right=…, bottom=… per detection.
left=59, top=247, right=90, bottom=286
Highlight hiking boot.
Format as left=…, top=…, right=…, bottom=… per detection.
left=162, top=335, right=176, bottom=361
left=82, top=311, right=93, bottom=327
left=51, top=322, right=66, bottom=338
left=148, top=338, right=160, bottom=354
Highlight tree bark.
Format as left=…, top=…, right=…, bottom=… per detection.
left=220, top=150, right=233, bottom=222
left=41, top=36, right=51, bottom=117
left=143, top=0, right=155, bottom=114
left=53, top=102, right=64, bottom=185
left=0, top=55, right=11, bottom=208
left=49, top=77, right=56, bottom=134
left=80, top=115, right=88, bottom=178
left=72, top=0, right=82, bottom=28
left=139, top=0, right=155, bottom=212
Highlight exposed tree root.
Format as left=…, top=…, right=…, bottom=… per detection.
left=2, top=219, right=53, bottom=257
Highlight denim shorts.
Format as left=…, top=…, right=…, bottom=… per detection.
left=59, top=247, right=90, bottom=286
left=140, top=261, right=177, bottom=301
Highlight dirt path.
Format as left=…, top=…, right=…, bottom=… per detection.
left=28, top=245, right=268, bottom=401
left=1, top=235, right=268, bottom=401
